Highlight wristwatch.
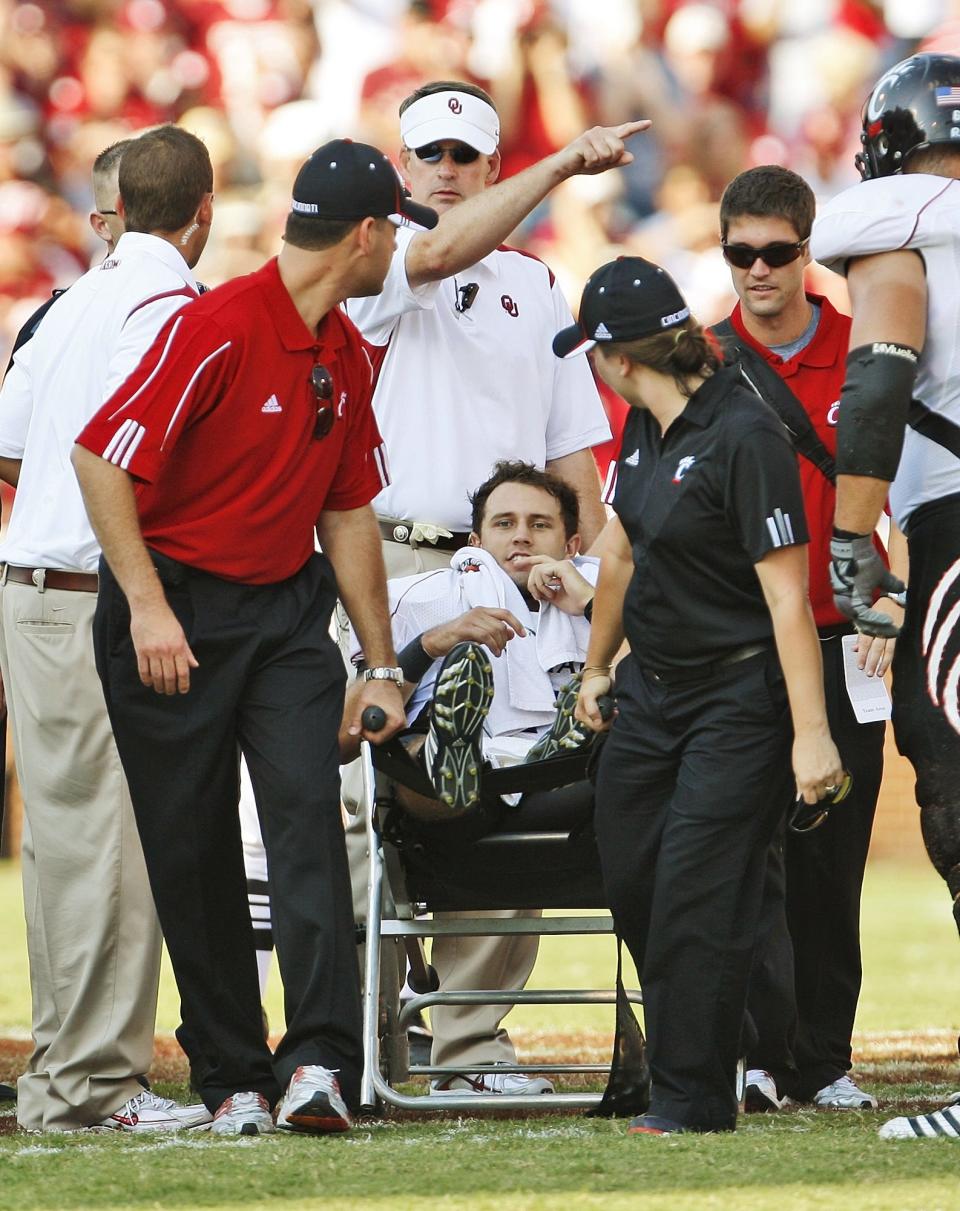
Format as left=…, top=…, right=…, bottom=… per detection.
left=362, top=665, right=404, bottom=687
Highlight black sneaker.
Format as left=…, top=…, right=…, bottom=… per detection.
left=523, top=674, right=594, bottom=763
left=421, top=642, right=493, bottom=813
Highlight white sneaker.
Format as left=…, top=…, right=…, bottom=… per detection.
left=813, top=1075, right=878, bottom=1110
left=879, top=1095, right=960, bottom=1139
left=97, top=1090, right=212, bottom=1133
left=432, top=1063, right=555, bottom=1096
left=744, top=1069, right=784, bottom=1112
left=210, top=1091, right=276, bottom=1136
left=275, top=1066, right=352, bottom=1134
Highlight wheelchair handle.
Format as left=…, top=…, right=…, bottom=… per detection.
left=364, top=697, right=610, bottom=735
left=361, top=705, right=387, bottom=733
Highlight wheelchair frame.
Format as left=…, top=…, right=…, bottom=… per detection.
left=356, top=736, right=643, bottom=1114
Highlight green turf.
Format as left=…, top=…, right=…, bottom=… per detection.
left=2, top=857, right=960, bottom=1210
left=3, top=857, right=959, bottom=1035
left=4, top=1112, right=960, bottom=1210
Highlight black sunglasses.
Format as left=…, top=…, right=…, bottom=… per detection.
left=311, top=365, right=334, bottom=440
left=721, top=240, right=807, bottom=270
left=789, top=770, right=853, bottom=834
left=414, top=143, right=481, bottom=165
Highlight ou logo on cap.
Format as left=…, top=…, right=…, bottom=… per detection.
left=448, top=97, right=462, bottom=113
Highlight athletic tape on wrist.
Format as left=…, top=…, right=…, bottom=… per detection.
left=836, top=342, right=919, bottom=481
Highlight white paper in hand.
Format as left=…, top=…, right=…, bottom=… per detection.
left=841, top=634, right=892, bottom=724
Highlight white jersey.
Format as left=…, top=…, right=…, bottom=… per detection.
left=345, top=228, right=610, bottom=532
left=812, top=174, right=960, bottom=529
left=349, top=550, right=598, bottom=751
left=0, top=233, right=197, bottom=571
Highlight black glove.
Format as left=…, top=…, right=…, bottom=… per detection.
left=829, top=530, right=905, bottom=638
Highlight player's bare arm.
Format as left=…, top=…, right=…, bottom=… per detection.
left=828, top=251, right=924, bottom=636
left=405, top=120, right=650, bottom=288
left=837, top=251, right=927, bottom=534
left=422, top=606, right=526, bottom=659
left=71, top=444, right=198, bottom=696
left=316, top=503, right=406, bottom=742
left=545, top=448, right=606, bottom=546
left=0, top=457, right=21, bottom=486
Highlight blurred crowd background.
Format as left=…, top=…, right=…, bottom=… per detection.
left=2, top=0, right=960, bottom=368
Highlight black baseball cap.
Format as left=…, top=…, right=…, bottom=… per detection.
left=291, top=139, right=439, bottom=230
left=553, top=257, right=691, bottom=359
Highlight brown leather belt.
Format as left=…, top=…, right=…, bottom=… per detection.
left=377, top=519, right=471, bottom=552
left=3, top=564, right=99, bottom=593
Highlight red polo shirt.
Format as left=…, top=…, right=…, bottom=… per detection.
left=77, top=258, right=388, bottom=584
left=730, top=294, right=853, bottom=629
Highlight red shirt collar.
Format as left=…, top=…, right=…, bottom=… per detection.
left=729, top=294, right=848, bottom=376
left=257, top=257, right=348, bottom=357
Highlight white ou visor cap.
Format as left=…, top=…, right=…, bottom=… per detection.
left=400, top=91, right=500, bottom=156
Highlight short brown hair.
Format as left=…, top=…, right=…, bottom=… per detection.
left=470, top=460, right=580, bottom=539
left=92, top=138, right=133, bottom=181
left=119, top=125, right=213, bottom=235
left=605, top=320, right=722, bottom=398
left=399, top=79, right=497, bottom=118
left=283, top=213, right=360, bottom=251
left=719, top=165, right=815, bottom=242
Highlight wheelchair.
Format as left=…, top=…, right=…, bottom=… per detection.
left=355, top=726, right=643, bottom=1114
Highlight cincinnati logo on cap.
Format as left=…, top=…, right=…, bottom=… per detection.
left=448, top=97, right=462, bottom=113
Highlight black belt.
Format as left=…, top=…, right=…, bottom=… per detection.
left=2, top=564, right=99, bottom=593
left=377, top=519, right=471, bottom=552
left=643, top=642, right=770, bottom=686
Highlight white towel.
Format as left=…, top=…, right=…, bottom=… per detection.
left=452, top=546, right=594, bottom=736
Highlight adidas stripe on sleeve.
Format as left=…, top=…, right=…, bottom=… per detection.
left=77, top=313, right=236, bottom=483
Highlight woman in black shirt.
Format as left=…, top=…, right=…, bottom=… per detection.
left=554, top=257, right=842, bottom=1135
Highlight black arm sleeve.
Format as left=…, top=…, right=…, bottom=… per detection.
left=836, top=343, right=919, bottom=481
left=397, top=634, right=435, bottom=684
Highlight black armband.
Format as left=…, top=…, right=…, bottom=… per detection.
left=397, top=634, right=435, bottom=684
left=836, top=342, right=919, bottom=481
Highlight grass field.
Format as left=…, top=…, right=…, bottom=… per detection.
left=2, top=856, right=960, bottom=1210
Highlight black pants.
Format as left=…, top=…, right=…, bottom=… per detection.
left=94, top=551, right=362, bottom=1112
left=747, top=630, right=884, bottom=1098
left=593, top=650, right=793, bottom=1132
left=891, top=493, right=960, bottom=935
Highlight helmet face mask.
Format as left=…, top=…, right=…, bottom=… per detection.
left=857, top=53, right=960, bottom=180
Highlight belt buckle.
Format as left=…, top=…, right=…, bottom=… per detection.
left=392, top=524, right=410, bottom=543
left=31, top=568, right=46, bottom=593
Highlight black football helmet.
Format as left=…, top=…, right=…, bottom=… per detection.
left=857, top=53, right=960, bottom=179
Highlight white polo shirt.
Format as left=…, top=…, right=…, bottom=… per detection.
left=0, top=233, right=198, bottom=572
left=345, top=227, right=611, bottom=532
left=812, top=174, right=960, bottom=529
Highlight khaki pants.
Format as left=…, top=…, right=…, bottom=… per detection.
left=345, top=534, right=540, bottom=1069
left=0, top=578, right=161, bottom=1130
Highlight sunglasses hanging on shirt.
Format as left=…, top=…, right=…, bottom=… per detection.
left=311, top=364, right=334, bottom=440
left=721, top=240, right=807, bottom=270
